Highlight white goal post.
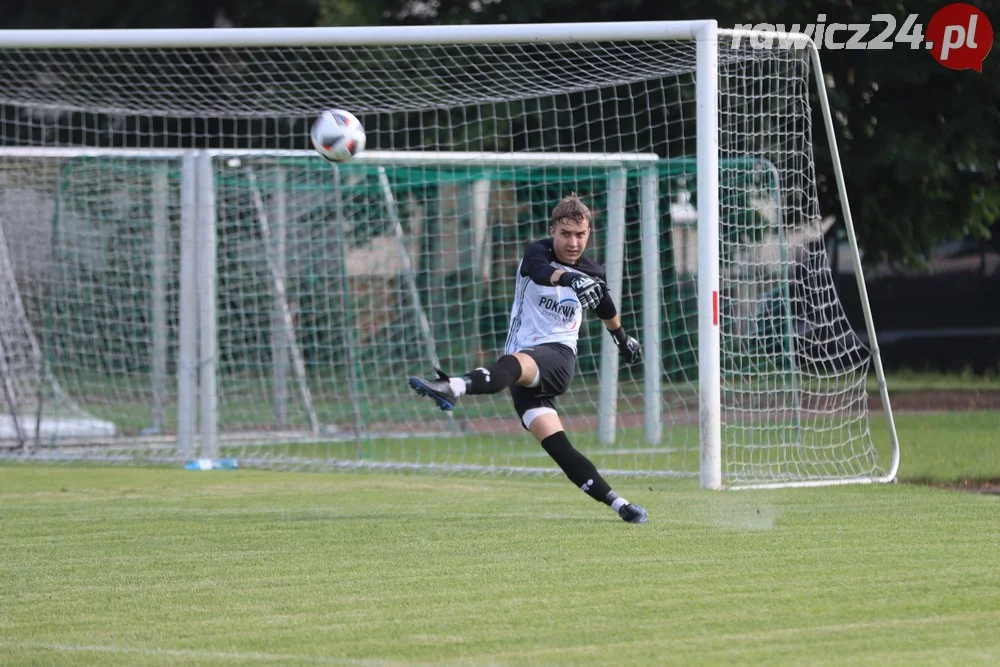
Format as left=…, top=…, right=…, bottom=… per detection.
left=0, top=20, right=899, bottom=489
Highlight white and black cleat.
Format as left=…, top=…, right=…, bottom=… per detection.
left=407, top=369, right=459, bottom=411
left=618, top=503, right=648, bottom=524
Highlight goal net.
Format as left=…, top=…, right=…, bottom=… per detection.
left=0, top=23, right=897, bottom=487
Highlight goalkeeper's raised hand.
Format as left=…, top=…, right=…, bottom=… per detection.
left=609, top=327, right=643, bottom=365
left=557, top=272, right=605, bottom=310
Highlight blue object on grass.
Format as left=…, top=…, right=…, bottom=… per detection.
left=184, top=458, right=239, bottom=471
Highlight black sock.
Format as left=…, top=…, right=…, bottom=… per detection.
left=463, top=355, right=522, bottom=395
left=540, top=431, right=615, bottom=505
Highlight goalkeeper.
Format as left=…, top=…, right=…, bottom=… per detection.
left=408, top=194, right=647, bottom=524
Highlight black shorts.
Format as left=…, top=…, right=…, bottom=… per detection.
left=508, top=343, right=577, bottom=428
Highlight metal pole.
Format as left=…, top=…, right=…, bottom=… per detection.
left=598, top=168, right=628, bottom=445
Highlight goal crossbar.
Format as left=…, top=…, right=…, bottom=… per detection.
left=0, top=22, right=715, bottom=49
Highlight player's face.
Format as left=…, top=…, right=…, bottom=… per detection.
left=550, top=218, right=590, bottom=264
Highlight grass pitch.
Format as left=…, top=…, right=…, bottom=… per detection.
left=1, top=410, right=998, bottom=665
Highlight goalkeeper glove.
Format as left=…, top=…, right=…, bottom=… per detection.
left=557, top=272, right=605, bottom=310
left=609, top=327, right=642, bottom=365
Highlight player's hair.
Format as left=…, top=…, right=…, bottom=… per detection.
left=550, top=193, right=591, bottom=227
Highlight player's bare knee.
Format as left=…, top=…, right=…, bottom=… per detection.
left=511, top=352, right=540, bottom=387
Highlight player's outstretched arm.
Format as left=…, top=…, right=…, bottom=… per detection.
left=602, top=314, right=642, bottom=365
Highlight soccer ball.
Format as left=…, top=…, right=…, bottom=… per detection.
left=310, top=109, right=366, bottom=163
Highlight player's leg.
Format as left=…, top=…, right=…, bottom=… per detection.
left=407, top=352, right=537, bottom=411
left=463, top=352, right=538, bottom=392
left=512, top=389, right=648, bottom=525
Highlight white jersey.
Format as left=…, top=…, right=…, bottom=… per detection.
left=504, top=239, right=607, bottom=356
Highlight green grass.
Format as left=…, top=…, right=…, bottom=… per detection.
left=874, top=368, right=999, bottom=391
left=872, top=411, right=1000, bottom=482
left=1, top=410, right=998, bottom=665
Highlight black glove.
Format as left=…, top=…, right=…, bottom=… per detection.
left=610, top=327, right=642, bottom=365
left=557, top=272, right=605, bottom=310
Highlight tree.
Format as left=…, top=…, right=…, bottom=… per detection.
left=0, top=0, right=319, bottom=30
